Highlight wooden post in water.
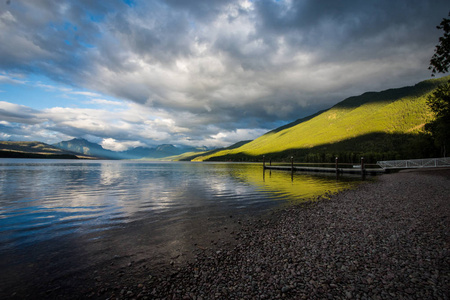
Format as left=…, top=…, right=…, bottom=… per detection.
left=290, top=156, right=294, bottom=181
left=269, top=158, right=272, bottom=166
left=263, top=155, right=266, bottom=169
left=361, top=157, right=365, bottom=176
left=335, top=157, right=339, bottom=174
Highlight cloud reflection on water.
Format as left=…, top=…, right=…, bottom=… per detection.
left=0, top=160, right=361, bottom=249
left=0, top=159, right=365, bottom=296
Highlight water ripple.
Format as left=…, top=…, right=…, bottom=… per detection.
left=0, top=160, right=362, bottom=257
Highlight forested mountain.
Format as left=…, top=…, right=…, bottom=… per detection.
left=0, top=141, right=92, bottom=159
left=190, top=76, right=450, bottom=163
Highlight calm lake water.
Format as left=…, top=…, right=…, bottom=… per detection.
left=0, top=159, right=364, bottom=296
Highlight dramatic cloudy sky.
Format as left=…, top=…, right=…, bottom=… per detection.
left=0, top=0, right=448, bottom=150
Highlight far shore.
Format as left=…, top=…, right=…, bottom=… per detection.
left=7, top=168, right=450, bottom=299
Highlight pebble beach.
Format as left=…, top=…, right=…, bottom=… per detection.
left=128, top=169, right=449, bottom=299
left=15, top=169, right=450, bottom=299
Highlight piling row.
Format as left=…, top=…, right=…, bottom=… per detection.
left=262, top=156, right=386, bottom=175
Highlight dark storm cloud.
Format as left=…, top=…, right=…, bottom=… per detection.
left=1, top=0, right=449, bottom=147
left=0, top=0, right=127, bottom=83
left=164, top=0, right=229, bottom=22
left=254, top=1, right=433, bottom=42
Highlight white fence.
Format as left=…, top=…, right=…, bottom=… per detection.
left=377, top=157, right=450, bottom=169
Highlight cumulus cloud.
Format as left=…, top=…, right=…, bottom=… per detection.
left=0, top=100, right=267, bottom=149
left=101, top=138, right=145, bottom=151
left=208, top=128, right=269, bottom=147
left=0, top=0, right=449, bottom=148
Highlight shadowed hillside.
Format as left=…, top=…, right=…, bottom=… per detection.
left=167, top=140, right=252, bottom=161
left=196, top=133, right=435, bottom=164
left=0, top=141, right=94, bottom=159
left=191, top=76, right=449, bottom=163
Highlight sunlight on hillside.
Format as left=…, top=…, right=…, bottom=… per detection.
left=193, top=76, right=449, bottom=161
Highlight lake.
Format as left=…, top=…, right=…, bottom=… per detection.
left=0, top=159, right=364, bottom=297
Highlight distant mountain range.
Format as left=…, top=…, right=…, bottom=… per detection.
left=0, top=141, right=95, bottom=159
left=52, top=138, right=208, bottom=160
left=2, top=75, right=448, bottom=162
left=0, top=138, right=209, bottom=160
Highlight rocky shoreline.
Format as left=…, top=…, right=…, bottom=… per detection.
left=31, top=169, right=450, bottom=299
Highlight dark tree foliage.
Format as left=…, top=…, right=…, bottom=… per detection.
left=427, top=12, right=450, bottom=156
left=427, top=81, right=450, bottom=118
left=425, top=82, right=450, bottom=156
left=429, top=13, right=450, bottom=75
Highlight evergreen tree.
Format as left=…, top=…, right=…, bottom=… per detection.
left=425, top=82, right=450, bottom=156
left=430, top=13, right=450, bottom=75
left=428, top=12, right=450, bottom=156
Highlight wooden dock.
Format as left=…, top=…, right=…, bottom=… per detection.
left=264, top=165, right=387, bottom=175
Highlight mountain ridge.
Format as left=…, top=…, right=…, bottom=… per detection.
left=2, top=76, right=448, bottom=162
left=190, top=76, right=449, bottom=162
left=0, top=141, right=96, bottom=159
left=53, top=138, right=209, bottom=160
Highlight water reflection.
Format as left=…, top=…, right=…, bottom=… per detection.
left=231, top=164, right=359, bottom=203
left=0, top=159, right=363, bottom=296
left=0, top=160, right=362, bottom=249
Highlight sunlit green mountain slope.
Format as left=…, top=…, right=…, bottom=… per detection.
left=193, top=76, right=449, bottom=162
